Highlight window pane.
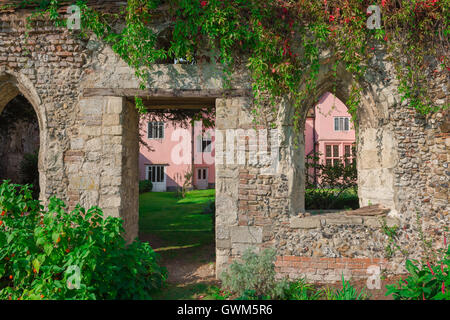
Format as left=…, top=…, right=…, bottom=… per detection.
left=198, top=169, right=201, bottom=179
left=333, top=159, right=340, bottom=166
left=151, top=167, right=155, bottom=182
left=344, top=118, right=349, bottom=131
left=159, top=122, right=164, bottom=138
left=334, top=118, right=339, bottom=131
left=202, top=139, right=212, bottom=152
left=339, top=118, right=344, bottom=131
left=203, top=169, right=206, bottom=180
left=326, top=159, right=332, bottom=166
left=333, top=145, right=339, bottom=157
left=326, top=145, right=332, bottom=157
left=148, top=123, right=153, bottom=138
left=345, top=145, right=350, bottom=157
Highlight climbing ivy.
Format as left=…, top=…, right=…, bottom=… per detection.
left=9, top=0, right=450, bottom=131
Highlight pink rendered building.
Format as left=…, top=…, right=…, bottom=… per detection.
left=305, top=92, right=356, bottom=184
left=139, top=92, right=354, bottom=191
left=139, top=117, right=215, bottom=192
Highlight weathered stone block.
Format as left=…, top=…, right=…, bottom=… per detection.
left=325, top=217, right=363, bottom=225
left=230, top=226, right=263, bottom=243
left=364, top=217, right=399, bottom=228
left=290, top=216, right=321, bottom=229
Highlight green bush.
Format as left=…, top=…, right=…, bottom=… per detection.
left=284, top=278, right=323, bottom=300
left=0, top=181, right=166, bottom=300
left=139, top=180, right=153, bottom=194
left=305, top=188, right=359, bottom=210
left=324, top=276, right=368, bottom=300
left=220, top=248, right=288, bottom=299
left=386, top=243, right=450, bottom=300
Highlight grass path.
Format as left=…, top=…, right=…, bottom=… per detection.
left=139, top=190, right=220, bottom=299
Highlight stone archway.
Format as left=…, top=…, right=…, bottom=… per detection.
left=278, top=60, right=399, bottom=217
left=0, top=70, right=47, bottom=200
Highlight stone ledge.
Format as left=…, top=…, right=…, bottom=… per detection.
left=290, top=212, right=400, bottom=230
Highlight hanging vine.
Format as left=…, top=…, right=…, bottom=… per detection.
left=6, top=0, right=450, bottom=132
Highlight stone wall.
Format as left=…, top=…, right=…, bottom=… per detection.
left=214, top=54, right=449, bottom=282
left=0, top=8, right=448, bottom=283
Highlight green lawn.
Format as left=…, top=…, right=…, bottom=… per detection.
left=139, top=189, right=218, bottom=300
left=139, top=189, right=215, bottom=258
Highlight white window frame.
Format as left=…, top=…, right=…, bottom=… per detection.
left=148, top=121, right=165, bottom=139
left=325, top=144, right=341, bottom=167
left=146, top=165, right=166, bottom=183
left=196, top=134, right=212, bottom=153
left=334, top=117, right=350, bottom=132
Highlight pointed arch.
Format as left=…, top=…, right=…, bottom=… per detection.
left=0, top=69, right=47, bottom=200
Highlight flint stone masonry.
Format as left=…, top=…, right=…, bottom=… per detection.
left=0, top=6, right=448, bottom=282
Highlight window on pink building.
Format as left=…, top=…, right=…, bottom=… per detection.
left=148, top=121, right=164, bottom=139
left=197, top=135, right=212, bottom=153
left=147, top=165, right=165, bottom=182
left=202, top=138, right=212, bottom=153
left=334, top=117, right=350, bottom=131
left=325, top=144, right=340, bottom=166
left=344, top=144, right=355, bottom=165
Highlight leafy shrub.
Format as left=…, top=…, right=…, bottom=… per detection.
left=0, top=181, right=166, bottom=300
left=305, top=188, right=359, bottom=210
left=139, top=180, right=153, bottom=194
left=284, top=278, right=323, bottom=300
left=305, top=151, right=359, bottom=210
left=324, top=276, right=368, bottom=300
left=386, top=243, right=449, bottom=300
left=220, top=248, right=288, bottom=299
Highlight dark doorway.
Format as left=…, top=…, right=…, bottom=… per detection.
left=0, top=94, right=40, bottom=198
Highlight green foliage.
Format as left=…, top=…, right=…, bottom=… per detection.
left=17, top=0, right=448, bottom=134
left=0, top=181, right=166, bottom=300
left=324, top=275, right=368, bottom=300
left=305, top=188, right=359, bottom=210
left=19, top=151, right=39, bottom=199
left=139, top=180, right=153, bottom=193
left=305, top=150, right=358, bottom=210
left=386, top=240, right=449, bottom=300
left=380, top=219, right=409, bottom=258
left=306, top=151, right=357, bottom=190
left=220, top=248, right=288, bottom=299
left=284, top=278, right=323, bottom=300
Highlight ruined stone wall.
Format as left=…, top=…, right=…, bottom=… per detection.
left=215, top=51, right=449, bottom=282
left=0, top=8, right=447, bottom=283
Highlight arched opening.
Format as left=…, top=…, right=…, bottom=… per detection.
left=286, top=61, right=399, bottom=217
left=0, top=88, right=41, bottom=199
left=303, top=92, right=359, bottom=213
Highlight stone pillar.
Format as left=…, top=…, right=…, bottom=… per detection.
left=68, top=96, right=138, bottom=242
left=215, top=97, right=239, bottom=277
left=357, top=127, right=398, bottom=212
